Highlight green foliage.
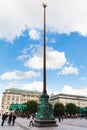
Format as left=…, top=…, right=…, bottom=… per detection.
left=54, top=102, right=65, bottom=116
left=24, top=100, right=39, bottom=114
left=65, top=103, right=78, bottom=116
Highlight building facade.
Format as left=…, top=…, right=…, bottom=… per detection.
left=1, top=88, right=41, bottom=113
left=49, top=93, right=87, bottom=108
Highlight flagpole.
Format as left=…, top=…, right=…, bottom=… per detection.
left=42, top=3, right=47, bottom=94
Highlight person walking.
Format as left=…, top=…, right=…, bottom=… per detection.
left=29, top=114, right=34, bottom=126
left=1, top=113, right=8, bottom=126
left=58, top=115, right=61, bottom=122
left=61, top=115, right=63, bottom=121
left=12, top=113, right=16, bottom=126
left=8, top=112, right=13, bottom=125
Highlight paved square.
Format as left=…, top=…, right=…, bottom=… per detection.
left=0, top=116, right=87, bottom=130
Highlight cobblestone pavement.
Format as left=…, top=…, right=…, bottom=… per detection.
left=0, top=116, right=87, bottom=130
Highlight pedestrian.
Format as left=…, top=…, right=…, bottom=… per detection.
left=8, top=112, right=13, bottom=125
left=12, top=113, right=16, bottom=126
left=1, top=113, right=8, bottom=126
left=58, top=115, right=61, bottom=122
left=29, top=114, right=34, bottom=126
left=61, top=116, right=63, bottom=121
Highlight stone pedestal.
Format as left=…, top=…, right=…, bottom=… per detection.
left=34, top=119, right=57, bottom=127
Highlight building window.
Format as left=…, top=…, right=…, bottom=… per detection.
left=12, top=98, right=14, bottom=100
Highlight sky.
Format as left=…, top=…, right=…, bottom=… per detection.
left=0, top=0, right=87, bottom=108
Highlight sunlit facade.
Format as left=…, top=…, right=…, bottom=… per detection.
left=49, top=93, right=87, bottom=108
left=1, top=88, right=41, bottom=113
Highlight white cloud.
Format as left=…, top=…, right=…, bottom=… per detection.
left=80, top=77, right=87, bottom=80
left=0, top=0, right=87, bottom=42
left=29, top=29, right=41, bottom=40
left=24, top=46, right=67, bottom=70
left=22, top=81, right=43, bottom=91
left=17, top=54, right=30, bottom=61
left=58, top=66, right=79, bottom=75
left=50, top=38, right=56, bottom=43
left=0, top=84, right=2, bottom=87
left=0, top=70, right=40, bottom=80
left=8, top=81, right=43, bottom=92
left=61, top=85, right=87, bottom=96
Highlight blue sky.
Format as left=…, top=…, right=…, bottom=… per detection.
left=0, top=0, right=87, bottom=108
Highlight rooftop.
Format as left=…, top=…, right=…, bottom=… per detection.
left=4, top=88, right=42, bottom=94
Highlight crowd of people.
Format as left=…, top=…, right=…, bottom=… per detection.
left=1, top=112, right=16, bottom=126
left=1, top=112, right=35, bottom=127
left=1, top=112, right=64, bottom=127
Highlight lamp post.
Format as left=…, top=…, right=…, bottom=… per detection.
left=34, top=3, right=57, bottom=127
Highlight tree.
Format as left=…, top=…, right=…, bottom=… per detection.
left=24, top=100, right=39, bottom=115
left=54, top=102, right=65, bottom=117
left=65, top=103, right=78, bottom=116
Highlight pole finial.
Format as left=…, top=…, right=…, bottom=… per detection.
left=42, top=3, right=47, bottom=8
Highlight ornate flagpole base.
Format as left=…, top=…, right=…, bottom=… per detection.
left=34, top=119, right=57, bottom=127
left=34, top=93, right=58, bottom=127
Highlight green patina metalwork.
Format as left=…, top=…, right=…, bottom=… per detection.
left=78, top=107, right=87, bottom=115
left=9, top=104, right=27, bottom=111
left=36, top=92, right=55, bottom=119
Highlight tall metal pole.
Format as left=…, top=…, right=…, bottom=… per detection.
left=42, top=3, right=47, bottom=94
left=34, top=4, right=57, bottom=126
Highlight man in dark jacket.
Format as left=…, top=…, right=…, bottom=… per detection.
left=1, top=113, right=8, bottom=126
left=12, top=113, right=16, bottom=126
left=8, top=112, right=13, bottom=125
